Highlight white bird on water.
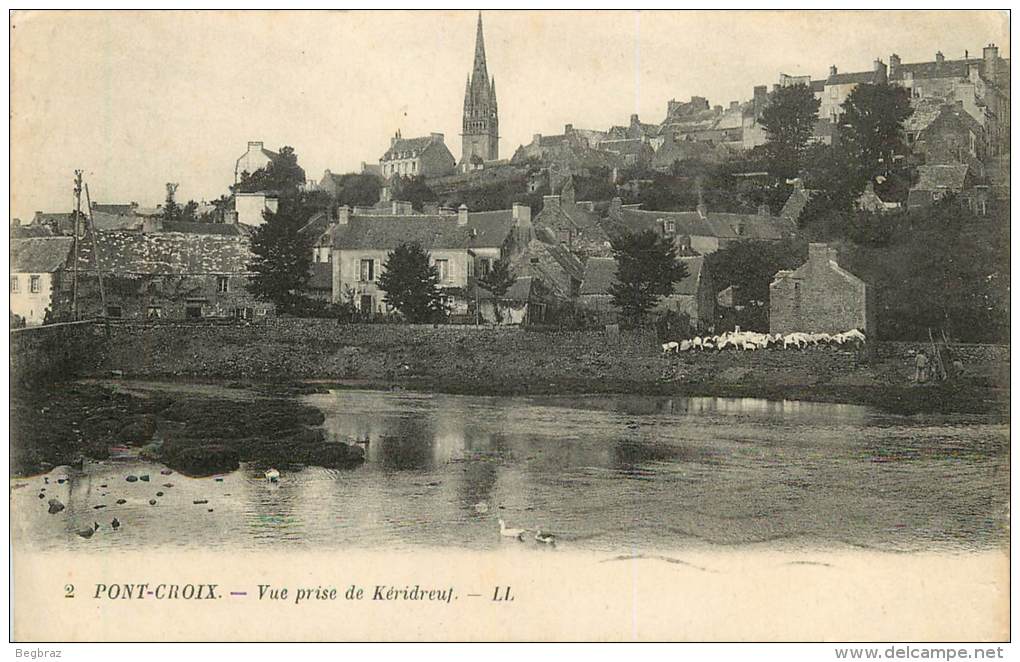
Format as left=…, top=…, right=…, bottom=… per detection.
left=498, top=519, right=526, bottom=541
left=265, top=468, right=280, bottom=483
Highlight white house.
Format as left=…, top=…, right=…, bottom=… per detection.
left=10, top=237, right=73, bottom=325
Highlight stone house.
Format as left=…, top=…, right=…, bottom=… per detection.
left=233, top=192, right=279, bottom=227
left=769, top=243, right=873, bottom=336
left=907, top=164, right=988, bottom=215
left=577, top=255, right=715, bottom=329
left=816, top=61, right=887, bottom=123
left=379, top=131, right=456, bottom=179
left=510, top=228, right=585, bottom=300
left=534, top=179, right=612, bottom=257
left=10, top=237, right=74, bottom=325
left=59, top=230, right=270, bottom=320
left=905, top=100, right=986, bottom=176
left=323, top=203, right=532, bottom=315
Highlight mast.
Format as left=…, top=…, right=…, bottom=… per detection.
left=84, top=182, right=108, bottom=323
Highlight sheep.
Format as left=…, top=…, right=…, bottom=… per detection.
left=662, top=341, right=679, bottom=355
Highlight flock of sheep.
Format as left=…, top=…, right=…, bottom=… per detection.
left=662, top=329, right=867, bottom=354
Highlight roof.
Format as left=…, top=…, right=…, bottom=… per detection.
left=903, top=96, right=949, bottom=133
left=827, top=70, right=881, bottom=85
left=914, top=164, right=969, bottom=191
left=780, top=186, right=818, bottom=222
left=89, top=211, right=144, bottom=231
left=72, top=231, right=255, bottom=275
left=382, top=136, right=442, bottom=161
left=890, top=58, right=982, bottom=83
left=614, top=207, right=795, bottom=242
left=332, top=210, right=515, bottom=251
left=11, top=237, right=74, bottom=273
left=298, top=210, right=332, bottom=239
left=91, top=203, right=136, bottom=215
left=157, top=221, right=244, bottom=236
left=579, top=255, right=704, bottom=296
left=307, top=262, right=332, bottom=290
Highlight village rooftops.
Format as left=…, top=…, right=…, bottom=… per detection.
left=381, top=134, right=447, bottom=161
left=612, top=207, right=795, bottom=242
left=11, top=237, right=75, bottom=273
left=71, top=230, right=254, bottom=275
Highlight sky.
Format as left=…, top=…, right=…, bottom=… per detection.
left=10, top=10, right=1009, bottom=220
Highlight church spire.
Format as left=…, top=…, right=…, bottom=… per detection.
left=471, top=12, right=488, bottom=85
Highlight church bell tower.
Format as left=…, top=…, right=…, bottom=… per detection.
left=460, top=12, right=499, bottom=171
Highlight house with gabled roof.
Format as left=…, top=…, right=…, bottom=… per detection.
left=56, top=230, right=270, bottom=321
left=10, top=237, right=74, bottom=325
left=234, top=140, right=279, bottom=184
left=379, top=131, right=456, bottom=179
left=907, top=164, right=988, bottom=215
left=322, top=203, right=532, bottom=315
left=770, top=243, right=873, bottom=336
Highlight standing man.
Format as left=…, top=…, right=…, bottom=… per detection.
left=914, top=350, right=929, bottom=383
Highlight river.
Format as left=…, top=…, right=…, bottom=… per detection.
left=10, top=386, right=1009, bottom=553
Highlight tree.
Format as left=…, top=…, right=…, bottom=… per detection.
left=162, top=183, right=181, bottom=221
left=247, top=197, right=313, bottom=313
left=478, top=258, right=516, bottom=297
left=180, top=200, right=199, bottom=223
left=608, top=230, right=689, bottom=322
left=377, top=242, right=447, bottom=323
left=840, top=83, right=913, bottom=180
left=233, top=146, right=306, bottom=196
left=705, top=239, right=806, bottom=331
left=761, top=84, right=820, bottom=182
left=336, top=174, right=382, bottom=207
left=390, top=175, right=438, bottom=211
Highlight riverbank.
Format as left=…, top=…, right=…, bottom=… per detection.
left=11, top=319, right=1010, bottom=418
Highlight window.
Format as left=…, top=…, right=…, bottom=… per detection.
left=360, top=259, right=375, bottom=282
left=217, top=276, right=229, bottom=293
left=186, top=306, right=203, bottom=319
left=29, top=275, right=40, bottom=293
left=106, top=305, right=122, bottom=318
left=530, top=257, right=540, bottom=264
left=146, top=306, right=163, bottom=319
left=664, top=220, right=676, bottom=234
left=435, top=259, right=449, bottom=282
left=480, top=258, right=493, bottom=275
left=10, top=276, right=18, bottom=293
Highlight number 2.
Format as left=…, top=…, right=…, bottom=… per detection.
left=64, top=584, right=74, bottom=598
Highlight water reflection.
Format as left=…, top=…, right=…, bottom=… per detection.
left=10, top=388, right=1008, bottom=554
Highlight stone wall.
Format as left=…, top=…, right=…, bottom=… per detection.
left=10, top=321, right=109, bottom=386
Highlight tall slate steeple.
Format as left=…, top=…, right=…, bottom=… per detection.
left=460, top=12, right=499, bottom=170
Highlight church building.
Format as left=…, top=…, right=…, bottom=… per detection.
left=460, top=13, right=499, bottom=172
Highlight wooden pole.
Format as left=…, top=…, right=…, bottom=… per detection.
left=72, top=170, right=82, bottom=320
left=84, top=182, right=110, bottom=331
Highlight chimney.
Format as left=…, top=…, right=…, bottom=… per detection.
left=889, top=53, right=900, bottom=76
left=337, top=206, right=350, bottom=225
left=564, top=124, right=573, bottom=134
left=543, top=195, right=562, bottom=216
left=873, top=59, right=887, bottom=84
left=983, top=44, right=999, bottom=83
left=935, top=51, right=945, bottom=65
left=457, top=204, right=469, bottom=226
left=248, top=141, right=263, bottom=151
left=512, top=203, right=532, bottom=228
left=808, top=242, right=837, bottom=267
left=829, top=65, right=838, bottom=79
left=713, top=105, right=723, bottom=113
left=12, top=218, right=20, bottom=227
left=729, top=101, right=739, bottom=110
left=630, top=113, right=640, bottom=124
left=532, top=133, right=542, bottom=145
left=430, top=132, right=444, bottom=143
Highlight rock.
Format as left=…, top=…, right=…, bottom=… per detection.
left=93, top=504, right=106, bottom=510
left=164, top=445, right=240, bottom=477
left=77, top=526, right=96, bottom=539
left=111, top=518, right=120, bottom=529
left=193, top=499, right=208, bottom=505
left=100, top=484, right=108, bottom=488
left=156, top=491, right=164, bottom=497
left=38, top=493, right=45, bottom=499
left=57, top=478, right=66, bottom=484
left=214, top=477, right=224, bottom=482
left=139, top=475, right=150, bottom=482
left=115, top=498, right=127, bottom=504
left=148, top=499, right=157, bottom=505
left=160, top=469, right=173, bottom=475
left=207, top=508, right=214, bottom=512
left=126, top=475, right=138, bottom=482
left=47, top=499, right=65, bottom=514
left=163, top=483, right=173, bottom=488
left=110, top=370, right=124, bottom=378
